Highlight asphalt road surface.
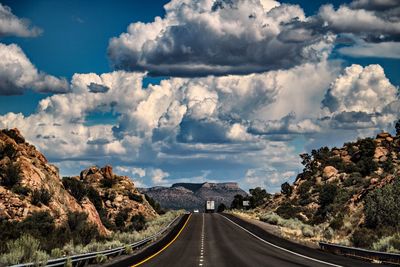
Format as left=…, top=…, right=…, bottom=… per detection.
left=137, top=213, right=388, bottom=267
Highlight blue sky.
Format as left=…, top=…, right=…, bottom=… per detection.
left=0, top=0, right=399, bottom=191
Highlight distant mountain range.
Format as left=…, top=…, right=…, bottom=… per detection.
left=139, top=182, right=247, bottom=211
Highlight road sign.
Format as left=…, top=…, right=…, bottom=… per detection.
left=243, top=200, right=249, bottom=207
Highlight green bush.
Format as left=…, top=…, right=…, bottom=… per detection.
left=130, top=214, right=146, bottom=231
left=298, top=180, right=312, bottom=202
left=217, top=203, right=226, bottom=212
left=276, top=202, right=298, bottom=220
left=87, top=186, right=103, bottom=210
left=67, top=212, right=99, bottom=245
left=1, top=162, right=21, bottom=188
left=351, top=228, right=378, bottom=248
left=319, top=183, right=337, bottom=208
left=31, top=187, right=52, bottom=206
left=62, top=177, right=87, bottom=202
left=329, top=213, right=344, bottom=230
left=373, top=234, right=400, bottom=252
left=11, top=185, right=31, bottom=196
left=230, top=194, right=244, bottom=209
left=343, top=172, right=363, bottom=187
left=364, top=177, right=400, bottom=229
left=281, top=182, right=292, bottom=197
left=128, top=192, right=143, bottom=202
left=115, top=209, right=130, bottom=229
left=249, top=187, right=270, bottom=208
left=102, top=177, right=116, bottom=188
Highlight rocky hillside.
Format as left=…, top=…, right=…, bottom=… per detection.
left=261, top=130, right=400, bottom=251
left=0, top=128, right=156, bottom=248
left=140, top=182, right=247, bottom=211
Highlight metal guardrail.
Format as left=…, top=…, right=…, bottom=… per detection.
left=319, top=242, right=400, bottom=265
left=11, top=214, right=182, bottom=267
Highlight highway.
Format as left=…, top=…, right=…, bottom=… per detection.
left=135, top=213, right=387, bottom=267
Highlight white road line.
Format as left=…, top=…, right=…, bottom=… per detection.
left=221, top=215, right=342, bottom=267
left=199, top=212, right=205, bottom=267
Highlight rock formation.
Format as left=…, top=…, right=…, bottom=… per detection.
left=0, top=128, right=156, bottom=236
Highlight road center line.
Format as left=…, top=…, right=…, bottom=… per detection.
left=221, top=214, right=342, bottom=267
left=199, top=213, right=205, bottom=267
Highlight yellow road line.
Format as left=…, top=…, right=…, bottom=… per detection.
left=132, top=214, right=192, bottom=267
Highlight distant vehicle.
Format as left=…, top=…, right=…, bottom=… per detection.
left=205, top=200, right=215, bottom=213
left=193, top=209, right=199, bottom=213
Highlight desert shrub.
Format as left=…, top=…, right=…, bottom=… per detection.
left=105, top=191, right=116, bottom=201
left=332, top=189, right=351, bottom=212
left=281, top=182, right=292, bottom=197
left=62, top=177, right=87, bottom=202
left=95, top=254, right=107, bottom=264
left=11, top=185, right=30, bottom=196
left=102, top=177, right=116, bottom=188
left=124, top=245, right=133, bottom=254
left=128, top=192, right=143, bottom=202
left=373, top=234, right=400, bottom=252
left=50, top=248, right=63, bottom=258
left=33, top=250, right=49, bottom=267
left=356, top=158, right=378, bottom=177
left=31, top=187, right=52, bottom=206
left=130, top=214, right=146, bottom=231
left=323, top=227, right=334, bottom=240
left=276, top=202, right=298, bottom=219
left=351, top=228, right=378, bottom=248
left=87, top=186, right=103, bottom=210
left=301, top=225, right=315, bottom=238
left=344, top=162, right=359, bottom=174
left=329, top=213, right=344, bottom=230
left=21, top=211, right=55, bottom=239
left=364, top=177, right=400, bottom=229
left=0, top=234, right=48, bottom=266
left=64, top=257, right=72, bottom=267
left=67, top=212, right=99, bottom=245
left=343, top=172, right=363, bottom=187
left=259, top=212, right=282, bottom=225
left=319, top=183, right=337, bottom=208
left=259, top=212, right=314, bottom=237
left=115, top=209, right=130, bottom=229
left=1, top=162, right=21, bottom=188
left=325, top=157, right=346, bottom=173
left=298, top=180, right=312, bottom=203
left=382, top=156, right=395, bottom=173
left=217, top=203, right=226, bottom=212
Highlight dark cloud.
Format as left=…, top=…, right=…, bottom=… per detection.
left=88, top=82, right=110, bottom=93
left=87, top=138, right=111, bottom=145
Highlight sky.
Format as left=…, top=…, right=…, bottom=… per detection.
left=0, top=0, right=399, bottom=192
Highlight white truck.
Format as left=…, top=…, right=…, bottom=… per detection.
left=205, top=200, right=215, bottom=213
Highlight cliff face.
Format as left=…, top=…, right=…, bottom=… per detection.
left=140, top=182, right=247, bottom=211
left=0, top=128, right=156, bottom=235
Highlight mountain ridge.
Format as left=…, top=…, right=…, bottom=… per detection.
left=139, top=181, right=246, bottom=211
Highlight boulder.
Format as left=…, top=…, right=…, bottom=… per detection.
left=323, top=166, right=338, bottom=180
left=374, top=147, right=388, bottom=160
